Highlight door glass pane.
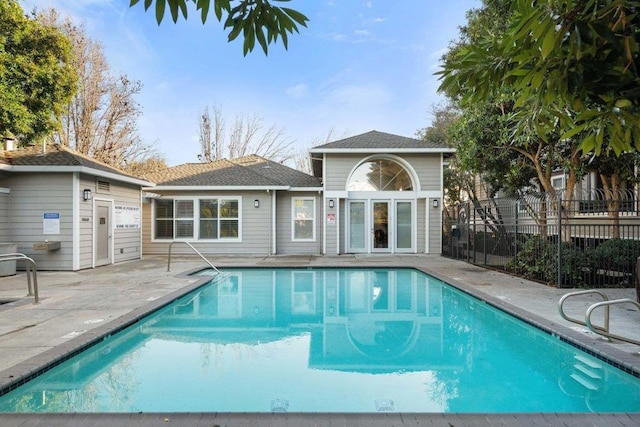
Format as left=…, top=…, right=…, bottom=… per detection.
left=373, top=202, right=388, bottom=249
left=349, top=202, right=365, bottom=250
left=396, top=202, right=412, bottom=249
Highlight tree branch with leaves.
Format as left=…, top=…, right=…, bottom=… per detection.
left=129, top=0, right=309, bottom=55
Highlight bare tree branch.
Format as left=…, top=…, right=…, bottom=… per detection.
left=198, top=105, right=294, bottom=163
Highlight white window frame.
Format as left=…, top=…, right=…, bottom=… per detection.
left=152, top=196, right=242, bottom=242
left=291, top=197, right=316, bottom=242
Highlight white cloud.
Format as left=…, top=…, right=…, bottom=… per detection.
left=286, top=84, right=309, bottom=99
left=365, top=17, right=386, bottom=24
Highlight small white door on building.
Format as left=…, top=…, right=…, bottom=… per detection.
left=95, top=201, right=112, bottom=266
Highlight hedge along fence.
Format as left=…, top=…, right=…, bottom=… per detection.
left=442, top=190, right=640, bottom=288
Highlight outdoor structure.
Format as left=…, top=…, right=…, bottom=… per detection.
left=0, top=141, right=151, bottom=271
left=309, top=131, right=454, bottom=255
left=142, top=131, right=453, bottom=257
left=0, top=131, right=451, bottom=270
left=141, top=154, right=324, bottom=256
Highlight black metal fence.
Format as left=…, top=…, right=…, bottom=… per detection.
left=442, top=191, right=640, bottom=288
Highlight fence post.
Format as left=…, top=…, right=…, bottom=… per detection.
left=514, top=200, right=519, bottom=273
left=483, top=206, right=488, bottom=266
left=636, top=257, right=640, bottom=303
left=557, top=196, right=563, bottom=288
left=472, top=203, right=476, bottom=264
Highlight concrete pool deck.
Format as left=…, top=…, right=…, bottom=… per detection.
left=0, top=254, right=639, bottom=426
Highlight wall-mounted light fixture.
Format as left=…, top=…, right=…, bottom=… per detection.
left=254, top=199, right=260, bottom=208
left=83, top=189, right=92, bottom=201
left=328, top=199, right=334, bottom=209
left=432, top=199, right=439, bottom=208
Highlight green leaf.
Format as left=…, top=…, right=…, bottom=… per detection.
left=155, top=0, right=166, bottom=24
left=168, top=0, right=179, bottom=22
left=580, top=134, right=596, bottom=153
left=228, top=21, right=242, bottom=42
left=540, top=26, right=556, bottom=60
left=178, top=0, right=187, bottom=19
left=614, top=99, right=632, bottom=108
left=256, top=25, right=268, bottom=54
left=281, top=7, right=309, bottom=27
left=560, top=122, right=589, bottom=140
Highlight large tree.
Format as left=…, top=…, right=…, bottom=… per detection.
left=39, top=10, right=164, bottom=171
left=0, top=0, right=76, bottom=144
left=439, top=0, right=640, bottom=156
left=130, top=0, right=308, bottom=55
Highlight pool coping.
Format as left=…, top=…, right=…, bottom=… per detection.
left=0, top=262, right=639, bottom=426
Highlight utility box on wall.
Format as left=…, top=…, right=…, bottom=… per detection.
left=0, top=242, right=18, bottom=276
left=32, top=241, right=61, bottom=251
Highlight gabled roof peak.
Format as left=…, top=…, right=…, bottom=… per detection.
left=309, top=130, right=454, bottom=152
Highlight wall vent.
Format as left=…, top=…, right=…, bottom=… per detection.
left=96, top=179, right=111, bottom=193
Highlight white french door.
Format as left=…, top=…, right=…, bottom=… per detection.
left=347, top=199, right=415, bottom=253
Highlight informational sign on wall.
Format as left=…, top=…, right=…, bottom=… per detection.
left=115, top=205, right=141, bottom=229
left=327, top=213, right=336, bottom=225
left=43, top=212, right=60, bottom=234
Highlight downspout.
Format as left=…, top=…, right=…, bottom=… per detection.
left=271, top=190, right=277, bottom=255
left=335, top=198, right=340, bottom=255
left=322, top=153, right=327, bottom=255
left=72, top=172, right=80, bottom=270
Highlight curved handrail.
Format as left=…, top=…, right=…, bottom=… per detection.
left=558, top=290, right=609, bottom=334
left=585, top=299, right=640, bottom=346
left=167, top=241, right=220, bottom=274
left=0, top=253, right=39, bottom=304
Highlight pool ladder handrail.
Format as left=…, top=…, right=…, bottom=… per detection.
left=167, top=241, right=221, bottom=274
left=0, top=253, right=39, bottom=304
left=558, top=290, right=640, bottom=346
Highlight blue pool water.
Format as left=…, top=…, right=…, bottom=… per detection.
left=0, top=268, right=639, bottom=413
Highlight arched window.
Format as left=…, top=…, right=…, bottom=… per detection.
left=347, top=159, right=413, bottom=191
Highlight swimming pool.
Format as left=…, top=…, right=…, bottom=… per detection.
left=0, top=267, right=638, bottom=413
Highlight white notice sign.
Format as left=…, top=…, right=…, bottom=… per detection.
left=115, top=205, right=141, bottom=229
left=43, top=212, right=60, bottom=234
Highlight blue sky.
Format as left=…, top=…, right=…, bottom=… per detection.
left=20, top=0, right=479, bottom=166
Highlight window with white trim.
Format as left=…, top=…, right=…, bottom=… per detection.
left=154, top=198, right=240, bottom=240
left=292, top=198, right=315, bottom=241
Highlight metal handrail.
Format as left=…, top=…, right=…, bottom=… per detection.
left=167, top=241, right=220, bottom=274
left=0, top=253, right=39, bottom=303
left=558, top=290, right=610, bottom=334
left=586, top=299, right=640, bottom=346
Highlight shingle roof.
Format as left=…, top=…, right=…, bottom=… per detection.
left=1, top=143, right=148, bottom=183
left=145, top=155, right=322, bottom=188
left=310, top=130, right=452, bottom=151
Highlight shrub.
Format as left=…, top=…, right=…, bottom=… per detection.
left=509, top=236, right=590, bottom=287
left=590, top=238, right=640, bottom=274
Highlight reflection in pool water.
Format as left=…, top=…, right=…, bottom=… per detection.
left=0, top=268, right=639, bottom=413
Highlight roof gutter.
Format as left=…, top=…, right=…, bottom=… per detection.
left=308, top=148, right=456, bottom=154
left=145, top=185, right=290, bottom=191
left=1, top=164, right=153, bottom=187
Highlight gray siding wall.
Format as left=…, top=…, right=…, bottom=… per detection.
left=80, top=174, right=143, bottom=267
left=276, top=191, right=322, bottom=255
left=428, top=198, right=442, bottom=254
left=142, top=190, right=272, bottom=256
left=3, top=173, right=73, bottom=270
